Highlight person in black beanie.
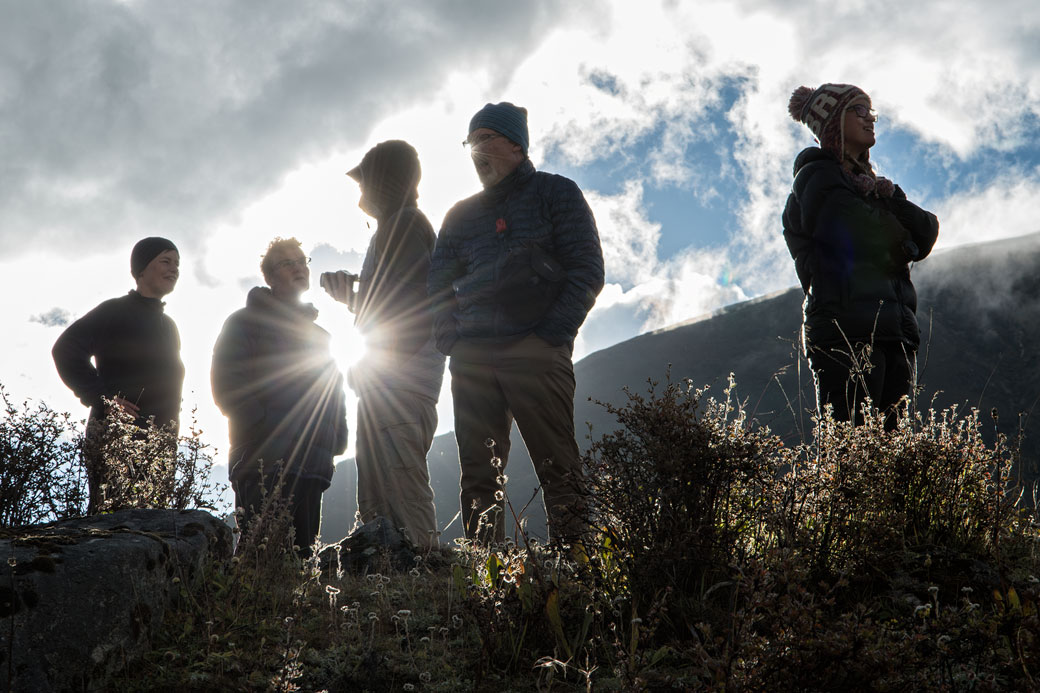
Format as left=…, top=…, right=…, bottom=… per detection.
left=53, top=236, right=185, bottom=512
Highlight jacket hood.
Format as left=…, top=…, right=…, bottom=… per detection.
left=792, top=146, right=836, bottom=178
left=348, top=140, right=420, bottom=219
left=245, top=286, right=319, bottom=322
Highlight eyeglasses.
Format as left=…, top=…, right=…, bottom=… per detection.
left=848, top=104, right=878, bottom=121
left=273, top=257, right=311, bottom=271
left=462, top=132, right=502, bottom=149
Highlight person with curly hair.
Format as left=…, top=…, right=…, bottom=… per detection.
left=212, top=237, right=348, bottom=556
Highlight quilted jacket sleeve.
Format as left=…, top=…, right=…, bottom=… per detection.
left=782, top=192, right=813, bottom=294
left=535, top=177, right=605, bottom=346
left=428, top=210, right=463, bottom=356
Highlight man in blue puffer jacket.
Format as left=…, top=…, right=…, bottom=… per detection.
left=429, top=102, right=604, bottom=545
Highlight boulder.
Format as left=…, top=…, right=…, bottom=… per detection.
left=320, top=516, right=416, bottom=575
left=0, top=508, right=232, bottom=692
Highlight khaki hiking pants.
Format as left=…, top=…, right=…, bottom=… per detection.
left=355, top=387, right=439, bottom=548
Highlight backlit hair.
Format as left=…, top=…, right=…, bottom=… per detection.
left=260, top=236, right=303, bottom=282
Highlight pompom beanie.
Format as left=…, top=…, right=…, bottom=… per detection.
left=788, top=83, right=870, bottom=156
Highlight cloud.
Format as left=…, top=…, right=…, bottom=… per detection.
left=931, top=169, right=1040, bottom=249
left=28, top=308, right=73, bottom=328
left=584, top=181, right=660, bottom=287
left=0, top=0, right=586, bottom=258
left=580, top=181, right=748, bottom=351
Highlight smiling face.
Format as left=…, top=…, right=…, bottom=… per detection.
left=265, top=244, right=310, bottom=301
left=135, top=249, right=179, bottom=299
left=843, top=101, right=876, bottom=159
left=468, top=127, right=525, bottom=188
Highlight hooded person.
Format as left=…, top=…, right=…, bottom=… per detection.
left=52, top=236, right=185, bottom=513
left=212, top=237, right=348, bottom=556
left=782, top=83, right=939, bottom=429
left=322, top=139, right=445, bottom=549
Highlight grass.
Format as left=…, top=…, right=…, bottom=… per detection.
left=115, top=375, right=1039, bottom=691
left=2, top=378, right=1038, bottom=690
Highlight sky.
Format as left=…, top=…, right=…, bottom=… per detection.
left=3, top=0, right=1040, bottom=482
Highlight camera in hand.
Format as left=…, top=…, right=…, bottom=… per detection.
left=319, top=270, right=360, bottom=311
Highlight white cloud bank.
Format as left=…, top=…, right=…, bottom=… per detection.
left=3, top=0, right=1040, bottom=471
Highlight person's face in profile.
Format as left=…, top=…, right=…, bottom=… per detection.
left=357, top=181, right=382, bottom=219
left=136, top=249, right=180, bottom=299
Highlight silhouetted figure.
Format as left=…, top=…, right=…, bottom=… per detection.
left=428, top=102, right=604, bottom=544
left=212, top=238, right=347, bottom=556
left=783, top=83, right=939, bottom=429
left=323, top=140, right=444, bottom=549
left=53, top=237, right=184, bottom=513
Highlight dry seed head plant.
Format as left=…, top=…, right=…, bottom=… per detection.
left=4, top=378, right=1039, bottom=690
left=0, top=385, right=85, bottom=526
left=85, top=399, right=227, bottom=514
left=0, top=385, right=227, bottom=526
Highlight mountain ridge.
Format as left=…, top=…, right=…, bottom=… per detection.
left=322, top=231, right=1040, bottom=543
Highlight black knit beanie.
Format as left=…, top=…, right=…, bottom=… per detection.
left=131, top=237, right=178, bottom=278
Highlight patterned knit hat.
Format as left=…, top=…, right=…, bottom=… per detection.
left=788, top=83, right=870, bottom=156
left=468, top=102, right=529, bottom=154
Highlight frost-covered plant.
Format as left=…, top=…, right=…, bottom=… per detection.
left=0, top=385, right=85, bottom=526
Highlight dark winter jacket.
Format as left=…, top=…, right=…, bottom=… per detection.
left=782, top=147, right=939, bottom=352
left=211, top=287, right=348, bottom=488
left=52, top=291, right=184, bottom=430
left=353, top=204, right=444, bottom=400
left=428, top=159, right=604, bottom=353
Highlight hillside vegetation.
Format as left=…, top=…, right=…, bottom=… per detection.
left=90, top=376, right=1040, bottom=691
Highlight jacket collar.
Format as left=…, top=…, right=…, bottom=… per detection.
left=128, top=290, right=165, bottom=311
left=246, top=286, right=318, bottom=322
left=481, top=159, right=535, bottom=206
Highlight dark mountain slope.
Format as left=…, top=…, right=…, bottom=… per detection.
left=323, top=232, right=1040, bottom=543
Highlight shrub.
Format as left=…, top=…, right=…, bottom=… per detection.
left=0, top=385, right=86, bottom=526
left=84, top=399, right=227, bottom=514
left=784, top=403, right=1027, bottom=583
left=579, top=375, right=787, bottom=618
left=102, top=374, right=1040, bottom=690
left=0, top=383, right=227, bottom=525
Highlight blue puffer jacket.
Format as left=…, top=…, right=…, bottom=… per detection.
left=428, top=160, right=604, bottom=352
left=211, top=287, right=348, bottom=488
left=782, top=147, right=939, bottom=352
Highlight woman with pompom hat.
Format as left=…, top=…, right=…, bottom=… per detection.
left=782, top=83, right=939, bottom=429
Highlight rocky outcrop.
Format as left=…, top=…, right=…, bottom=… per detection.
left=319, top=516, right=417, bottom=575
left=0, top=508, right=232, bottom=692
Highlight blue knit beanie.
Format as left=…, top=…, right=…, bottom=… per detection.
left=468, top=102, right=529, bottom=154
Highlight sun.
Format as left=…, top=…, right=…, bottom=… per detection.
left=327, top=321, right=368, bottom=377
